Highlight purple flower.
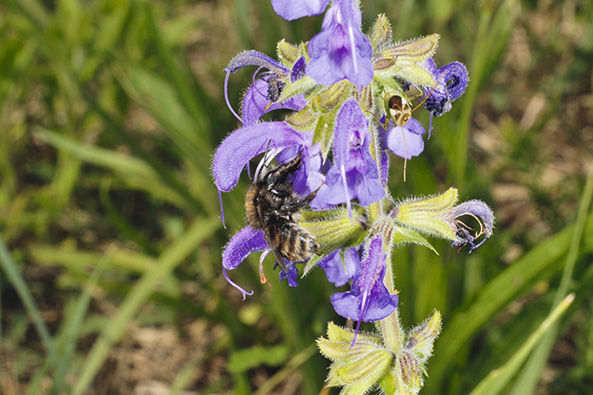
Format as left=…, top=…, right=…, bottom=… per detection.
left=222, top=226, right=303, bottom=299
left=445, top=200, right=494, bottom=253
left=271, top=0, right=330, bottom=21
left=379, top=116, right=426, bottom=159
left=313, top=99, right=384, bottom=213
left=420, top=58, right=468, bottom=118
left=330, top=236, right=398, bottom=343
left=318, top=247, right=360, bottom=287
left=306, top=0, right=374, bottom=86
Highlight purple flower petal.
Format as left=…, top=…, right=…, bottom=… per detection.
left=278, top=262, right=299, bottom=286
left=291, top=57, right=307, bottom=82
left=224, top=50, right=288, bottom=75
left=420, top=58, right=468, bottom=117
left=242, top=79, right=307, bottom=126
left=306, top=0, right=373, bottom=86
left=330, top=236, right=398, bottom=322
left=380, top=117, right=426, bottom=159
left=271, top=0, right=330, bottom=21
left=312, top=99, right=384, bottom=208
left=222, top=227, right=268, bottom=299
left=446, top=200, right=494, bottom=252
left=212, top=122, right=311, bottom=192
left=379, top=149, right=389, bottom=185
left=318, top=248, right=360, bottom=287
left=222, top=227, right=267, bottom=271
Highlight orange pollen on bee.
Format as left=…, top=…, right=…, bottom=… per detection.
left=259, top=250, right=272, bottom=289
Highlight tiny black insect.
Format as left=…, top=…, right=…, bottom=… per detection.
left=266, top=75, right=286, bottom=102
left=245, top=152, right=319, bottom=269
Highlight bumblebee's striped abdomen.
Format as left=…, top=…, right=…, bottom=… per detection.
left=273, top=222, right=318, bottom=262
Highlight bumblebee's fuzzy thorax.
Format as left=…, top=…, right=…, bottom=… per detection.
left=244, top=153, right=319, bottom=266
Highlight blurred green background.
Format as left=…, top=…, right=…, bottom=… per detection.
left=1, top=0, right=592, bottom=393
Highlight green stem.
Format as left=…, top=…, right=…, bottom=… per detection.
left=378, top=236, right=404, bottom=354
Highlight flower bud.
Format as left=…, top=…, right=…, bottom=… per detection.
left=369, top=14, right=392, bottom=50
left=394, top=187, right=459, bottom=241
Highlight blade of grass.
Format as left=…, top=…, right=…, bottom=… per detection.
left=510, top=164, right=593, bottom=393
left=72, top=216, right=219, bottom=395
left=170, top=331, right=231, bottom=393
left=50, top=248, right=112, bottom=394
left=0, top=236, right=59, bottom=372
left=118, top=64, right=213, bottom=170
left=469, top=293, right=575, bottom=395
left=99, top=179, right=159, bottom=256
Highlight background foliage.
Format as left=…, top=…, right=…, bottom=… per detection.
left=1, top=0, right=592, bottom=394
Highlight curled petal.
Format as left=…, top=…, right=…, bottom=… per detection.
left=223, top=51, right=290, bottom=123
left=421, top=58, right=468, bottom=117
left=212, top=122, right=311, bottom=191
left=271, top=0, right=330, bottom=21
left=224, top=50, right=288, bottom=75
left=446, top=200, right=494, bottom=252
left=439, top=61, right=468, bottom=101
left=222, top=227, right=267, bottom=299
left=242, top=79, right=307, bottom=126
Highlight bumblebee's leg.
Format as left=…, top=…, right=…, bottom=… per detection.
left=302, top=180, right=325, bottom=205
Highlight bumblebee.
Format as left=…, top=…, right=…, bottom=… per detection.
left=245, top=152, right=319, bottom=269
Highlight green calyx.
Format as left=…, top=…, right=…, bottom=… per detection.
left=300, top=206, right=368, bottom=276
left=393, top=187, right=459, bottom=242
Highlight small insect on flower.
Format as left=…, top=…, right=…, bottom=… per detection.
left=386, top=93, right=412, bottom=126
left=383, top=72, right=446, bottom=128
left=245, top=152, right=320, bottom=280
left=266, top=75, right=286, bottom=102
